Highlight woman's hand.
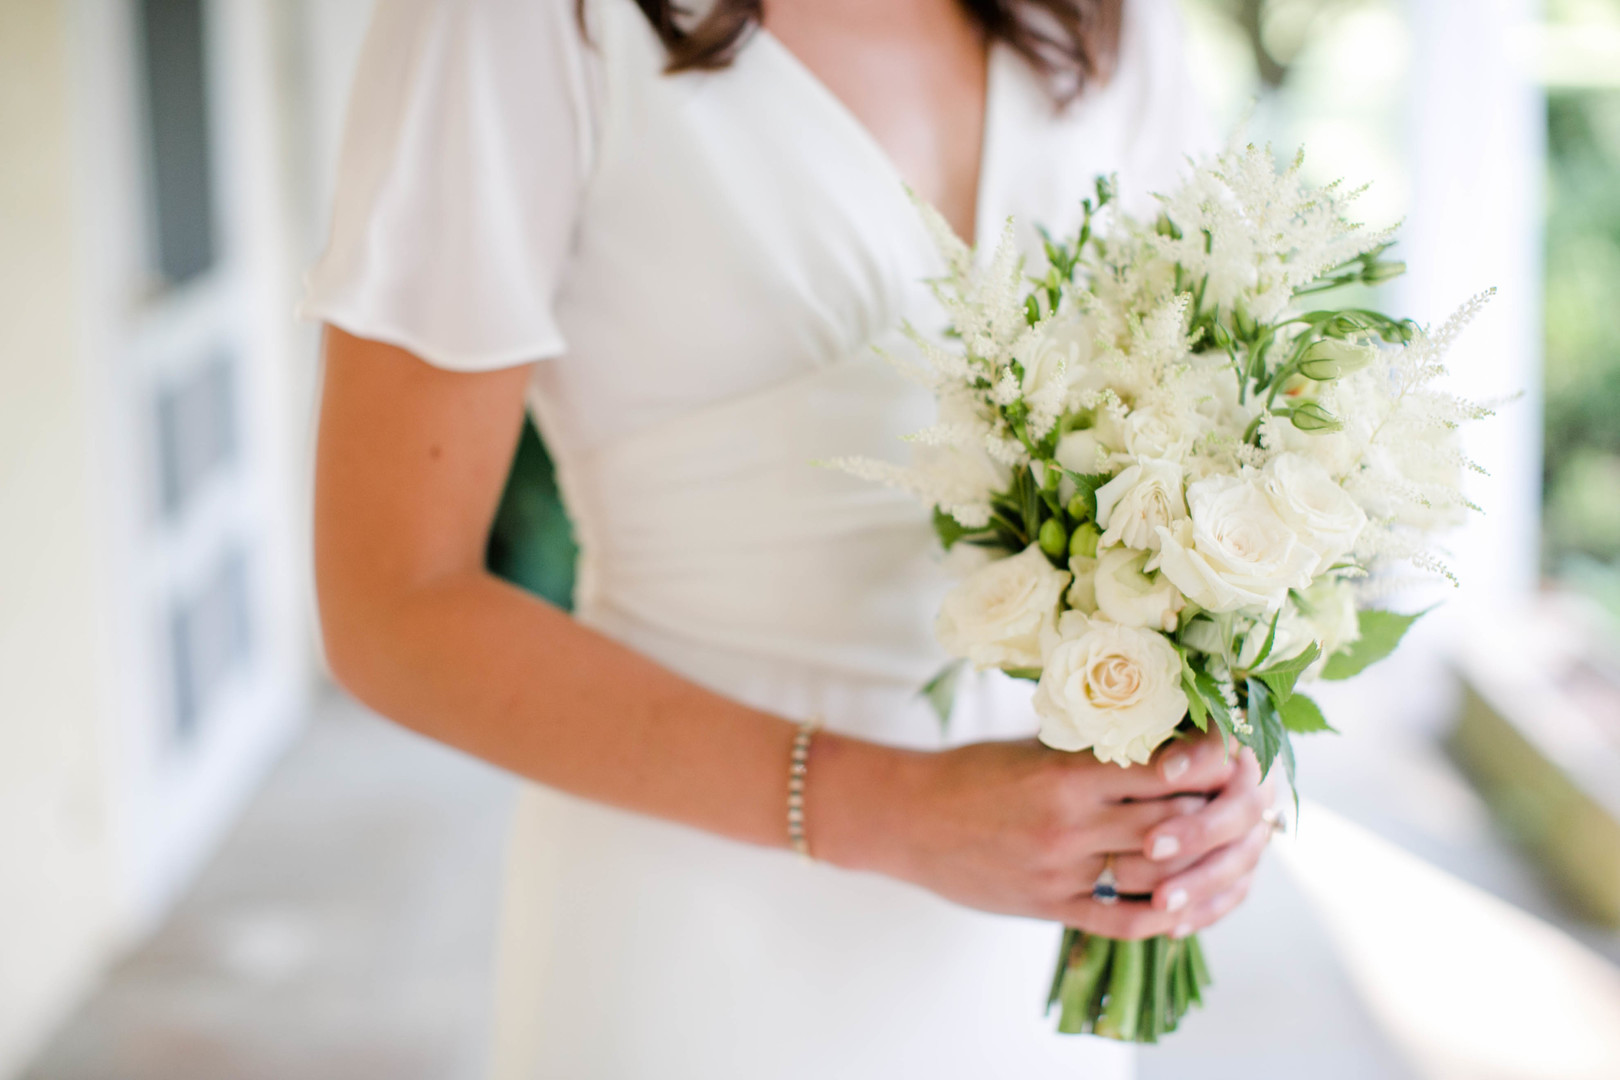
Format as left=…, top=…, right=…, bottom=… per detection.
left=810, top=728, right=1277, bottom=939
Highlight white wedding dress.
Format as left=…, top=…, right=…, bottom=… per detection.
left=302, top=0, right=1208, bottom=1074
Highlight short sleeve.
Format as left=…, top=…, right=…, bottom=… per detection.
left=1113, top=0, right=1218, bottom=211
left=298, top=0, right=603, bottom=370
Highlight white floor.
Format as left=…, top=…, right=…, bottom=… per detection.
left=22, top=662, right=1620, bottom=1080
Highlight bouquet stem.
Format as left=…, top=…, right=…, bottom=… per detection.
left=1046, top=929, right=1211, bottom=1043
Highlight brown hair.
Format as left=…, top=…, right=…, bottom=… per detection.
left=620, top=0, right=1124, bottom=102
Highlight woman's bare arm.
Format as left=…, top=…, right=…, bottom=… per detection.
left=315, top=327, right=805, bottom=849
left=314, top=326, right=1274, bottom=938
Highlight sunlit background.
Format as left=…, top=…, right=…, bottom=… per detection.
left=2, top=1, right=1618, bottom=1078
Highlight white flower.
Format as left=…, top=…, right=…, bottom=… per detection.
left=1094, top=458, right=1187, bottom=552
left=1151, top=475, right=1319, bottom=613
left=1121, top=406, right=1194, bottom=461
left=1235, top=607, right=1314, bottom=669
left=1055, top=428, right=1110, bottom=476
left=1035, top=612, right=1189, bottom=766
left=1066, top=555, right=1099, bottom=614
left=1263, top=453, right=1367, bottom=575
left=1018, top=334, right=1081, bottom=439
left=935, top=544, right=1070, bottom=670
left=1094, top=547, right=1185, bottom=632
left=1297, top=578, right=1360, bottom=660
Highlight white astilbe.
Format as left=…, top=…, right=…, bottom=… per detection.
left=824, top=453, right=997, bottom=529
left=920, top=212, right=1031, bottom=371
left=1321, top=290, right=1496, bottom=578
left=1152, top=143, right=1394, bottom=324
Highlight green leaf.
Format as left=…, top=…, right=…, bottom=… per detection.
left=1017, top=467, right=1045, bottom=546
left=1193, top=669, right=1233, bottom=742
left=1248, top=612, right=1282, bottom=669
left=1320, top=608, right=1428, bottom=680
left=1003, top=667, right=1043, bottom=682
left=1243, top=677, right=1291, bottom=782
left=920, top=659, right=966, bottom=731
left=1181, top=673, right=1209, bottom=732
left=931, top=507, right=985, bottom=551
left=1277, top=690, right=1334, bottom=735
left=1059, top=469, right=1112, bottom=521
left=1255, top=642, right=1323, bottom=703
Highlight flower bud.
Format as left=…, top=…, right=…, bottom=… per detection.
left=1298, top=339, right=1376, bottom=381
left=1039, top=518, right=1069, bottom=558
left=1287, top=401, right=1344, bottom=433
left=1067, top=493, right=1089, bottom=520
left=1069, top=522, right=1101, bottom=559
left=1361, top=259, right=1406, bottom=285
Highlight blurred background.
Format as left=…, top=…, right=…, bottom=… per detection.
left=1, top=1, right=1617, bottom=1078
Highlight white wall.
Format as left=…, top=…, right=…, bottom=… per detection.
left=0, top=2, right=122, bottom=1073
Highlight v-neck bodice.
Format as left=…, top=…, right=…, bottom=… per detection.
left=751, top=25, right=999, bottom=252
left=302, top=0, right=1211, bottom=680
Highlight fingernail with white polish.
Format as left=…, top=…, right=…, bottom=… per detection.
left=1163, top=754, right=1189, bottom=782
left=1172, top=923, right=1193, bottom=939
left=1165, top=888, right=1188, bottom=913
left=1150, top=835, right=1180, bottom=861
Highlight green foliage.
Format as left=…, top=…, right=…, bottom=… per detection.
left=1544, top=89, right=1620, bottom=579
left=1320, top=608, right=1424, bottom=680
left=1242, top=677, right=1293, bottom=785
left=1277, top=690, right=1334, bottom=734
left=920, top=659, right=967, bottom=730
left=1253, top=642, right=1322, bottom=703
left=486, top=420, right=577, bottom=611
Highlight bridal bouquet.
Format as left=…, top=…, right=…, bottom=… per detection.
left=835, top=143, right=1492, bottom=1042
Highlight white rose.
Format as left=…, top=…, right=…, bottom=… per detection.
left=936, top=544, right=1070, bottom=670
left=1298, top=578, right=1360, bottom=660
left=1055, top=429, right=1109, bottom=476
left=1094, top=547, right=1184, bottom=632
left=1150, top=475, right=1319, bottom=614
left=1066, top=555, right=1099, bottom=615
left=1035, top=613, right=1189, bottom=766
left=1235, top=606, right=1314, bottom=670
left=1094, top=458, right=1187, bottom=551
left=1121, top=406, right=1194, bottom=460
left=1019, top=334, right=1079, bottom=400
left=1263, top=453, right=1367, bottom=574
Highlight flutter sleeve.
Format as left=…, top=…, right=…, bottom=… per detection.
left=299, top=0, right=603, bottom=370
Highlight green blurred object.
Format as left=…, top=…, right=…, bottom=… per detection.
left=1545, top=89, right=1620, bottom=577
left=485, top=420, right=577, bottom=611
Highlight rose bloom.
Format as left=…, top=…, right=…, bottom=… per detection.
left=1094, top=457, right=1187, bottom=552
left=1035, top=612, right=1189, bottom=766
left=1262, top=452, right=1367, bottom=575
left=1152, top=474, right=1318, bottom=614
left=1055, top=428, right=1110, bottom=476
left=936, top=544, right=1070, bottom=670
left=1093, top=547, right=1184, bottom=632
left=1066, top=554, right=1099, bottom=615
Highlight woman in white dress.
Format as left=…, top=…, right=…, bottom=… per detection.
left=305, top=0, right=1277, bottom=1075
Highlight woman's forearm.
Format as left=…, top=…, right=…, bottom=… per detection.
left=323, top=567, right=818, bottom=850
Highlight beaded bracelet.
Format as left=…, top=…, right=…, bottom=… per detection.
left=787, top=718, right=819, bottom=858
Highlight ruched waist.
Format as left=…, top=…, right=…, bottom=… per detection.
left=549, top=357, right=952, bottom=686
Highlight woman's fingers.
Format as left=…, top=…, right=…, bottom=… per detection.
left=1097, top=729, right=1236, bottom=802
left=1140, top=748, right=1270, bottom=865
left=1055, top=896, right=1185, bottom=941
left=1150, top=821, right=1270, bottom=914
left=1082, top=794, right=1209, bottom=853
left=1173, top=874, right=1256, bottom=937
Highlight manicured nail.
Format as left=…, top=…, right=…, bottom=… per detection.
left=1150, top=835, right=1180, bottom=861
left=1172, top=923, right=1193, bottom=939
left=1162, top=754, right=1190, bottom=782
left=1165, top=888, right=1189, bottom=913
